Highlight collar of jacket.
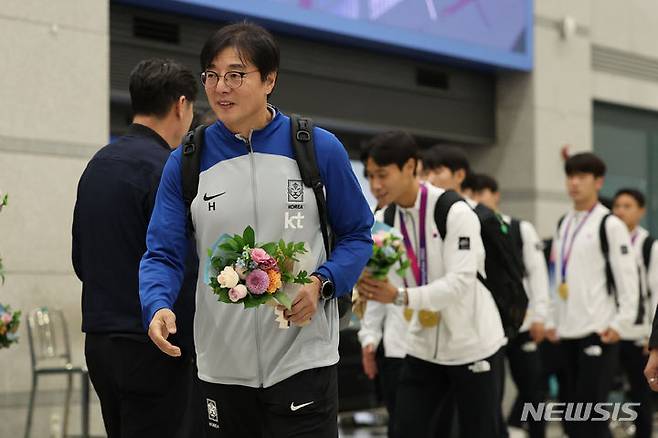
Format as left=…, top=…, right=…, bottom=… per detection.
left=399, top=182, right=427, bottom=214
left=210, top=105, right=285, bottom=146
left=127, top=123, right=170, bottom=151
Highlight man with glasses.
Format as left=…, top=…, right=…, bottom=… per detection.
left=139, top=22, right=373, bottom=437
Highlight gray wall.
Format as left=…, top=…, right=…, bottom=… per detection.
left=0, top=1, right=109, bottom=435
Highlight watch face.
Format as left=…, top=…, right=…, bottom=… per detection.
left=321, top=280, right=334, bottom=299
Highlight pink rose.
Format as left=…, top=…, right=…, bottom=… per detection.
left=250, top=248, right=271, bottom=264
left=246, top=269, right=270, bottom=295
left=228, top=284, right=248, bottom=302
left=259, top=257, right=278, bottom=271
left=235, top=265, right=248, bottom=280
left=1, top=313, right=11, bottom=325
left=373, top=232, right=387, bottom=247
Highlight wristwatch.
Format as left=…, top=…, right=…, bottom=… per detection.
left=312, top=273, right=335, bottom=300
left=394, top=287, right=407, bottom=306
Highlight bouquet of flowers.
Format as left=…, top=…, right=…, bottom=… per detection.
left=206, top=226, right=312, bottom=311
left=353, top=222, right=410, bottom=318
left=0, top=191, right=19, bottom=348
left=367, top=227, right=410, bottom=280
left=0, top=191, right=6, bottom=283
left=0, top=304, right=20, bottom=349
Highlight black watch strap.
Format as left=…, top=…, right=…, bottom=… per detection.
left=312, top=273, right=334, bottom=299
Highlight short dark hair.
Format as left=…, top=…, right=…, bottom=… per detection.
left=564, top=152, right=606, bottom=177
left=614, top=188, right=646, bottom=208
left=477, top=174, right=499, bottom=193
left=420, top=148, right=437, bottom=171
left=462, top=172, right=481, bottom=193
left=425, top=145, right=471, bottom=174
left=129, top=58, right=197, bottom=118
left=201, top=22, right=280, bottom=83
left=362, top=131, right=418, bottom=171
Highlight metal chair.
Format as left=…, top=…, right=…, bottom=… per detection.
left=25, top=307, right=89, bottom=438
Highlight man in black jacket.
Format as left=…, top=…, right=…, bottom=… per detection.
left=72, top=58, right=199, bottom=438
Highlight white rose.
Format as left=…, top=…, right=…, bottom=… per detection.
left=217, top=266, right=240, bottom=289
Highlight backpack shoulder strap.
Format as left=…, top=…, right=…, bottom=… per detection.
left=290, top=114, right=332, bottom=260
left=600, top=213, right=611, bottom=257
left=510, top=219, right=522, bottom=248
left=383, top=204, right=397, bottom=227
left=181, top=124, right=207, bottom=234
left=600, top=213, right=618, bottom=303
left=643, top=235, right=655, bottom=270
left=557, top=214, right=566, bottom=234
left=290, top=114, right=321, bottom=189
left=509, top=218, right=526, bottom=274
left=434, top=190, right=465, bottom=240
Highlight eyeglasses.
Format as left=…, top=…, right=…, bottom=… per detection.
left=201, top=70, right=259, bottom=89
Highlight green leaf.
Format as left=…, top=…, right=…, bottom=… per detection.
left=233, top=236, right=245, bottom=250
left=243, top=226, right=256, bottom=247
left=279, top=239, right=286, bottom=251
left=273, top=291, right=292, bottom=310
left=213, top=287, right=233, bottom=304
left=243, top=294, right=272, bottom=308
left=219, top=243, right=236, bottom=252
left=261, top=242, right=278, bottom=256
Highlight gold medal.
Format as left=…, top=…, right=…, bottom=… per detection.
left=418, top=310, right=440, bottom=328
left=403, top=308, right=440, bottom=327
left=559, top=282, right=569, bottom=300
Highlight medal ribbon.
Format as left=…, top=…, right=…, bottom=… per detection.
left=398, top=184, right=428, bottom=287
left=560, top=205, right=596, bottom=284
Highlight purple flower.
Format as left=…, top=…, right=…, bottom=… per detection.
left=246, top=269, right=269, bottom=295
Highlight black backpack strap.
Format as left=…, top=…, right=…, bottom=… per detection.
left=290, top=114, right=332, bottom=260
left=509, top=218, right=526, bottom=276
left=634, top=264, right=646, bottom=325
left=181, top=124, right=207, bottom=235
left=556, top=214, right=566, bottom=235
left=510, top=219, right=522, bottom=249
left=434, top=190, right=465, bottom=240
left=599, top=213, right=618, bottom=305
left=643, top=235, right=655, bottom=271
left=383, top=204, right=397, bottom=227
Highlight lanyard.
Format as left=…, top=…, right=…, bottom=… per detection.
left=560, top=205, right=596, bottom=283
left=399, top=184, right=428, bottom=287
left=631, top=230, right=639, bottom=246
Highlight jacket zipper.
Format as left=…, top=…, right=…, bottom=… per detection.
left=239, top=132, right=264, bottom=386
left=406, top=209, right=441, bottom=360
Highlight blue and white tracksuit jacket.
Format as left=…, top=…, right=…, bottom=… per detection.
left=139, top=109, right=373, bottom=388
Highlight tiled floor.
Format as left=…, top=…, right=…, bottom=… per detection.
left=0, top=388, right=651, bottom=437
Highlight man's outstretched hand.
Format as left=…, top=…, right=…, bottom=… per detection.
left=148, top=308, right=181, bottom=357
